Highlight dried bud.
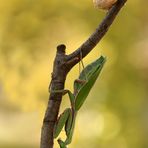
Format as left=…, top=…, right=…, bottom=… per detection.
left=93, top=0, right=117, bottom=10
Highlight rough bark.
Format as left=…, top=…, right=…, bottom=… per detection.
left=40, top=0, right=127, bottom=148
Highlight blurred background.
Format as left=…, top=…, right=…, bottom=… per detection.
left=0, top=0, right=148, bottom=148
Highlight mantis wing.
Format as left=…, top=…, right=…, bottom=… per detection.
left=74, top=56, right=106, bottom=95
left=75, top=56, right=106, bottom=111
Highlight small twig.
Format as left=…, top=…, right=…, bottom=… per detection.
left=40, top=0, right=127, bottom=148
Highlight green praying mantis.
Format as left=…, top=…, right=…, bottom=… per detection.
left=52, top=55, right=106, bottom=148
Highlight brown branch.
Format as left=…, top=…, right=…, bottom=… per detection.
left=40, top=0, right=127, bottom=148
left=67, top=0, right=127, bottom=65
left=40, top=45, right=68, bottom=148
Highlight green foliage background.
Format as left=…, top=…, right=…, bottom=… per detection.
left=0, top=0, right=148, bottom=147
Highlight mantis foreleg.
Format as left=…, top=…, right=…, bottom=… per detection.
left=53, top=108, right=71, bottom=138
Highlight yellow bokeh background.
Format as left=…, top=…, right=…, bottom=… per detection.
left=0, top=0, right=148, bottom=147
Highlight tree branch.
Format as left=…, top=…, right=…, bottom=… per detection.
left=40, top=0, right=127, bottom=148
left=40, top=45, right=68, bottom=148
left=67, top=0, right=127, bottom=66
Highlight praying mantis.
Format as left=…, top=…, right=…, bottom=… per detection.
left=52, top=55, right=106, bottom=148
